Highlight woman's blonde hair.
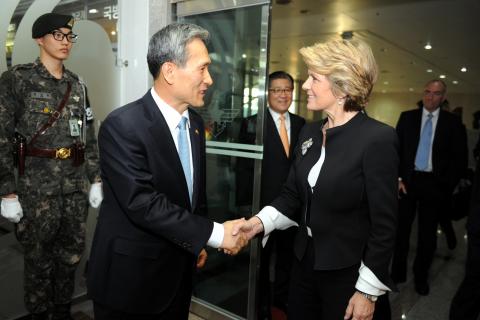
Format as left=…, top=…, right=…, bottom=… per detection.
left=299, top=38, right=378, bottom=111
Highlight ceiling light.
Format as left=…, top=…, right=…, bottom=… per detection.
left=242, top=54, right=247, bottom=59
left=461, top=67, right=467, bottom=72
left=382, top=89, right=387, bottom=93
left=111, top=31, right=116, bottom=35
left=383, top=81, right=389, bottom=85
left=88, top=8, right=98, bottom=13
left=439, top=74, right=446, bottom=79
left=426, top=69, right=433, bottom=73
left=424, top=43, right=432, bottom=50
left=452, top=80, right=459, bottom=84
left=261, top=48, right=266, bottom=52
left=409, top=88, right=414, bottom=92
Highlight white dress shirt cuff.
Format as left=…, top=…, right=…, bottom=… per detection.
left=256, top=206, right=298, bottom=247
left=207, top=222, right=224, bottom=248
left=355, top=261, right=391, bottom=296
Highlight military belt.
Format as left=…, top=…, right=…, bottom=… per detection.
left=26, top=146, right=73, bottom=160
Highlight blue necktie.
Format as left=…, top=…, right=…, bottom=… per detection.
left=178, top=116, right=192, bottom=202
left=415, top=113, right=433, bottom=171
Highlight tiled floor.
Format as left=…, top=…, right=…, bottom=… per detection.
left=0, top=214, right=476, bottom=320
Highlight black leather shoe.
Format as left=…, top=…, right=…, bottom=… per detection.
left=415, top=281, right=430, bottom=295
left=30, top=311, right=49, bottom=320
left=52, top=303, right=73, bottom=320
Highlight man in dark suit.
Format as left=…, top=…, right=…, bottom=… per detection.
left=87, top=23, right=247, bottom=320
left=450, top=131, right=480, bottom=320
left=391, top=79, right=467, bottom=295
left=238, top=71, right=305, bottom=319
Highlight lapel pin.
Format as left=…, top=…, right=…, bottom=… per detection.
left=195, top=129, right=199, bottom=135
left=301, top=138, right=313, bottom=156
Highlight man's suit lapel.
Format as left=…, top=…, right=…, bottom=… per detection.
left=432, top=109, right=445, bottom=148
left=143, top=92, right=192, bottom=208
left=266, top=110, right=288, bottom=159
left=412, top=109, right=423, bottom=148
left=189, top=114, right=201, bottom=210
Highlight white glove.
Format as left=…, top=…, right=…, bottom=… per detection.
left=89, top=182, right=103, bottom=208
left=1, top=196, right=23, bottom=223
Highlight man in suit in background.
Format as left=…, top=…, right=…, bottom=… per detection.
left=450, top=131, right=480, bottom=320
left=391, top=79, right=467, bottom=295
left=238, top=71, right=305, bottom=319
left=87, top=23, right=247, bottom=320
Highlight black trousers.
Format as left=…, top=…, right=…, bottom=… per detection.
left=287, top=239, right=358, bottom=320
left=257, top=227, right=296, bottom=319
left=391, top=172, right=448, bottom=283
left=93, top=271, right=192, bottom=320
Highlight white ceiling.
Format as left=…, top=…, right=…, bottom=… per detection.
left=269, top=0, right=480, bottom=94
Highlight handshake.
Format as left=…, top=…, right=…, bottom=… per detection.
left=219, top=216, right=265, bottom=255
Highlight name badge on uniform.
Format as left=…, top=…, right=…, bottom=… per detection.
left=69, top=119, right=80, bottom=136
left=85, top=107, right=94, bottom=121
left=30, top=92, right=52, bottom=99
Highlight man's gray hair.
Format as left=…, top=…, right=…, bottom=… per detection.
left=147, top=23, right=210, bottom=79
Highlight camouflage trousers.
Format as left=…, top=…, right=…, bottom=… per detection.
left=15, top=191, right=88, bottom=314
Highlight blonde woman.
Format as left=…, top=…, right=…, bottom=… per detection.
left=236, top=39, right=399, bottom=320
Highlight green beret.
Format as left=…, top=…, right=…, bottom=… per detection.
left=32, top=13, right=75, bottom=39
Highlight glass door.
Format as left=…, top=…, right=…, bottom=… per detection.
left=177, top=0, right=270, bottom=319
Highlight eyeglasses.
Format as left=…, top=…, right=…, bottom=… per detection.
left=49, top=30, right=78, bottom=43
left=269, top=88, right=293, bottom=95
left=423, top=90, right=444, bottom=97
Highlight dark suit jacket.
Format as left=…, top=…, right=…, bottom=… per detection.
left=87, top=91, right=213, bottom=314
left=396, top=108, right=467, bottom=192
left=236, top=110, right=305, bottom=207
left=270, top=112, right=399, bottom=287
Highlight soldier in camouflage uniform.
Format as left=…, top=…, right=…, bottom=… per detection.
left=0, top=13, right=102, bottom=320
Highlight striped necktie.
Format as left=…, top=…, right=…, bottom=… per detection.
left=415, top=113, right=433, bottom=171
left=177, top=116, right=192, bottom=202
left=279, top=114, right=290, bottom=157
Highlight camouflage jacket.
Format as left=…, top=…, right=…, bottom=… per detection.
left=0, top=58, right=100, bottom=196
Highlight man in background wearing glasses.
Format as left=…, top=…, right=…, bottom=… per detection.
left=391, top=79, right=467, bottom=296
left=237, top=71, right=305, bottom=319
left=0, top=13, right=102, bottom=320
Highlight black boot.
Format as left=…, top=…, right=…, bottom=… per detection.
left=30, top=311, right=49, bottom=320
left=51, top=303, right=73, bottom=320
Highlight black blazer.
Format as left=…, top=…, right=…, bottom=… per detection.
left=87, top=91, right=213, bottom=314
left=271, top=112, right=399, bottom=287
left=396, top=108, right=467, bottom=191
left=236, top=110, right=305, bottom=207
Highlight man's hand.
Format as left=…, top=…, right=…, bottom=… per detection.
left=398, top=180, right=407, bottom=198
left=89, top=182, right=103, bottom=208
left=1, top=195, right=23, bottom=223
left=232, top=216, right=264, bottom=241
left=344, top=291, right=375, bottom=320
left=196, top=249, right=208, bottom=268
left=221, top=218, right=249, bottom=255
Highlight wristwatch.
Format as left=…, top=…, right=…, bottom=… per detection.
left=357, top=290, right=378, bottom=302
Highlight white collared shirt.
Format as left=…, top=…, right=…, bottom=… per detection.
left=416, top=107, right=440, bottom=172
left=269, top=107, right=291, bottom=142
left=150, top=88, right=224, bottom=249
left=150, top=88, right=194, bottom=182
